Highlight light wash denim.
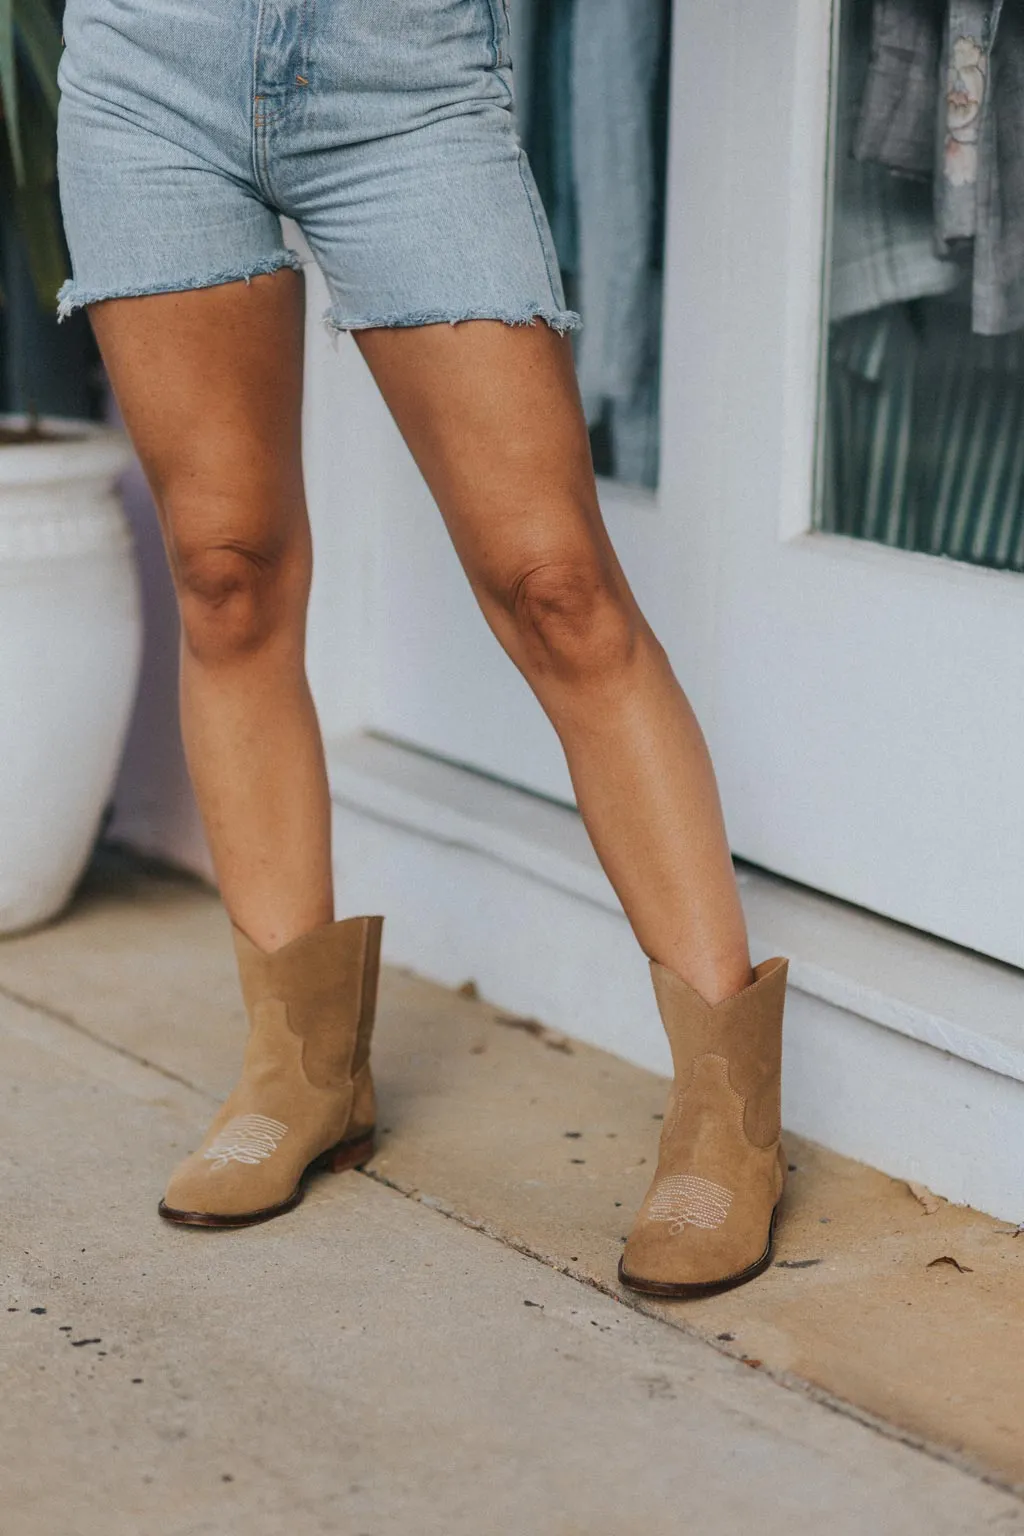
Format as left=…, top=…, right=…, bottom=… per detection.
left=55, top=0, right=580, bottom=334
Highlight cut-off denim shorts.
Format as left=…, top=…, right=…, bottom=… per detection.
left=55, top=0, right=582, bottom=335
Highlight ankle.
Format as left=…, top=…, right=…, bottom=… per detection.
left=653, top=952, right=755, bottom=1007
left=230, top=906, right=335, bottom=955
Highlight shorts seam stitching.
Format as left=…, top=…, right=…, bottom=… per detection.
left=300, top=0, right=315, bottom=83
left=483, top=0, right=501, bottom=67
left=515, top=148, right=563, bottom=313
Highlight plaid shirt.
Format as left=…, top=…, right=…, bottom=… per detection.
left=850, top=0, right=1023, bottom=335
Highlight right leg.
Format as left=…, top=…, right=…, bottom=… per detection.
left=91, top=273, right=385, bottom=1227
left=88, top=270, right=333, bottom=953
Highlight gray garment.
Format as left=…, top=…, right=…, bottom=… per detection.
left=523, top=0, right=578, bottom=275
left=853, top=0, right=942, bottom=176
left=852, top=0, right=1022, bottom=333
left=832, top=0, right=962, bottom=323
left=598, top=281, right=662, bottom=489
left=935, top=1, right=993, bottom=245
left=570, top=0, right=663, bottom=468
left=974, top=4, right=1024, bottom=332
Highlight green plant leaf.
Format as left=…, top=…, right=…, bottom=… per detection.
left=0, top=0, right=25, bottom=185
left=15, top=175, right=65, bottom=302
left=16, top=63, right=55, bottom=183
left=13, top=0, right=62, bottom=116
left=10, top=81, right=65, bottom=301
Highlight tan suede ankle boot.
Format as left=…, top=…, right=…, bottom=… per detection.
left=619, top=955, right=788, bottom=1298
left=159, top=915, right=383, bottom=1228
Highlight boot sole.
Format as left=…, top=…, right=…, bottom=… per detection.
left=157, top=1129, right=376, bottom=1230
left=617, top=1202, right=780, bottom=1300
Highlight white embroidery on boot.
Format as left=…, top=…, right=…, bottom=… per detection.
left=648, top=1174, right=733, bottom=1235
left=203, top=1115, right=289, bottom=1171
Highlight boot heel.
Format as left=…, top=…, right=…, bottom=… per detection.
left=328, top=1130, right=375, bottom=1173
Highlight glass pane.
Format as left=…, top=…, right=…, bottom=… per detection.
left=818, top=0, right=1024, bottom=572
left=510, top=0, right=671, bottom=490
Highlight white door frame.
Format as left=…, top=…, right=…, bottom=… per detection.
left=659, top=0, right=1024, bottom=967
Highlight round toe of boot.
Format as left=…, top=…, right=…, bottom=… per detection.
left=618, top=1207, right=780, bottom=1299
left=159, top=1156, right=305, bottom=1229
left=157, top=1187, right=304, bottom=1229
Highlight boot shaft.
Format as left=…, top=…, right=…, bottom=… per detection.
left=650, top=955, right=788, bottom=1149
left=232, top=916, right=384, bottom=1090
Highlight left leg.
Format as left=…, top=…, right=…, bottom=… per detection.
left=356, top=318, right=787, bottom=1299
left=354, top=320, right=751, bottom=1007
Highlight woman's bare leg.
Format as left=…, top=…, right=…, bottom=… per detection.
left=355, top=321, right=751, bottom=1005
left=88, top=271, right=333, bottom=953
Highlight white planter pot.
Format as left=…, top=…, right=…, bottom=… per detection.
left=0, top=417, right=142, bottom=935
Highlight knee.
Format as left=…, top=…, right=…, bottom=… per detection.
left=169, top=514, right=308, bottom=664
left=502, top=560, right=640, bottom=684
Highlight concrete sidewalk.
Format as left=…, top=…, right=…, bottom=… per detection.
left=1, top=851, right=1022, bottom=1535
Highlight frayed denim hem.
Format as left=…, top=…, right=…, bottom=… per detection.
left=322, top=303, right=583, bottom=341
left=55, top=250, right=306, bottom=321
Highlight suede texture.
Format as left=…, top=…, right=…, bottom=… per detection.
left=620, top=955, right=789, bottom=1291
left=162, top=915, right=383, bottom=1220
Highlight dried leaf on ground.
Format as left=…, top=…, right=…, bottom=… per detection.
left=927, top=1255, right=973, bottom=1273
left=495, top=1012, right=575, bottom=1054
left=907, top=1181, right=943, bottom=1215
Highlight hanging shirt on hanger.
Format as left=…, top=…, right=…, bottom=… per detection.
left=833, top=0, right=962, bottom=323
left=524, top=0, right=669, bottom=489
left=852, top=0, right=1023, bottom=333
left=935, top=0, right=993, bottom=244
left=973, top=3, right=1024, bottom=333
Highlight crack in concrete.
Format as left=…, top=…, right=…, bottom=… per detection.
left=357, top=1165, right=1024, bottom=1506
left=0, top=982, right=219, bottom=1102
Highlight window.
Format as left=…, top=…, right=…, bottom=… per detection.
left=818, top=0, right=1024, bottom=572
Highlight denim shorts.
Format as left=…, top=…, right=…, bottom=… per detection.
left=55, top=0, right=581, bottom=335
